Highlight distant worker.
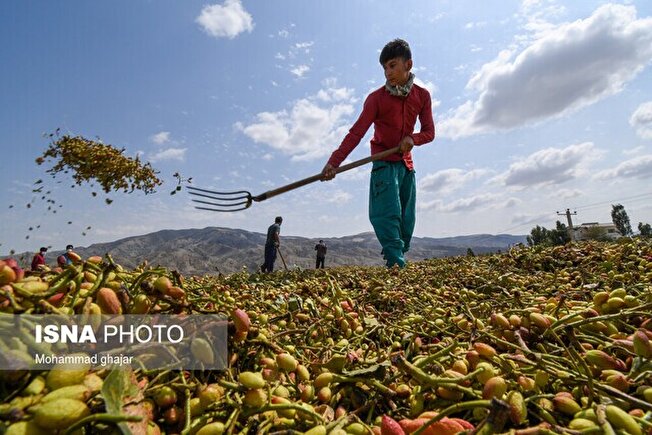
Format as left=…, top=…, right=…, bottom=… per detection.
left=31, top=247, right=48, bottom=271
left=57, top=254, right=67, bottom=268
left=314, top=240, right=327, bottom=269
left=58, top=244, right=76, bottom=266
left=261, top=217, right=282, bottom=273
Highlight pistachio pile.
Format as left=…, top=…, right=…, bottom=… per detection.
left=36, top=132, right=162, bottom=195
left=1, top=239, right=651, bottom=434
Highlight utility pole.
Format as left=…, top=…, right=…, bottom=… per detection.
left=557, top=208, right=577, bottom=241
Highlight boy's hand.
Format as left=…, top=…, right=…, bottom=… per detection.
left=321, top=163, right=337, bottom=181
left=398, top=136, right=414, bottom=154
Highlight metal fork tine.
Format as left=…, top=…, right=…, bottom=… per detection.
left=195, top=205, right=250, bottom=212
left=191, top=199, right=250, bottom=208
left=187, top=186, right=250, bottom=196
left=188, top=190, right=250, bottom=202
left=187, top=185, right=253, bottom=212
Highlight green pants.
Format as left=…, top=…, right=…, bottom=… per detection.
left=369, top=160, right=416, bottom=268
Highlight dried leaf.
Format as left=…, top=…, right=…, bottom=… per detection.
left=102, top=367, right=148, bottom=435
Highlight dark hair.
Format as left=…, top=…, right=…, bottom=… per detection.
left=319, top=240, right=323, bottom=243
left=379, top=39, right=412, bottom=65
left=40, top=247, right=48, bottom=253
left=66, top=244, right=74, bottom=250
left=275, top=216, right=283, bottom=224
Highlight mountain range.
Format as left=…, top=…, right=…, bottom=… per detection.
left=14, top=227, right=527, bottom=276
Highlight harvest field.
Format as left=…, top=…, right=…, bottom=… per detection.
left=1, top=239, right=651, bottom=434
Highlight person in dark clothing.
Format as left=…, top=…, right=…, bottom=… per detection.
left=62, top=244, right=75, bottom=265
left=261, top=216, right=282, bottom=273
left=31, top=247, right=47, bottom=271
left=57, top=254, right=67, bottom=268
left=315, top=240, right=327, bottom=269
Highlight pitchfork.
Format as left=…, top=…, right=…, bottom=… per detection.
left=187, top=146, right=401, bottom=212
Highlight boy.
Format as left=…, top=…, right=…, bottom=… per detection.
left=321, top=39, right=434, bottom=268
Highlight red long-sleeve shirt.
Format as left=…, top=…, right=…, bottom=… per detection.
left=328, top=83, right=435, bottom=170
left=31, top=253, right=45, bottom=271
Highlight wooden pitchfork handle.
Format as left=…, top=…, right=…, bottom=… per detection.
left=276, top=246, right=288, bottom=271
left=254, top=146, right=402, bottom=202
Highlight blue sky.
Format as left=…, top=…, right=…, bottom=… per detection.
left=2, top=0, right=652, bottom=255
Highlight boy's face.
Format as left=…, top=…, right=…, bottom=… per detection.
left=383, top=57, right=412, bottom=86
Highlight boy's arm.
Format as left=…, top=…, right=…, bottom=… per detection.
left=409, top=91, right=435, bottom=146
left=323, top=94, right=378, bottom=176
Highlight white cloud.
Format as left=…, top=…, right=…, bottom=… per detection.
left=630, top=101, right=652, bottom=139
left=419, top=168, right=488, bottom=195
left=464, top=21, right=487, bottom=29
left=431, top=99, right=442, bottom=111
left=430, top=12, right=445, bottom=22
left=420, top=193, right=503, bottom=213
left=504, top=197, right=521, bottom=207
left=291, top=65, right=310, bottom=78
left=274, top=40, right=314, bottom=75
left=150, top=131, right=170, bottom=145
left=295, top=41, right=314, bottom=51
left=414, top=78, right=441, bottom=111
left=494, top=142, right=599, bottom=188
left=521, top=0, right=542, bottom=14
left=509, top=211, right=551, bottom=227
left=623, top=145, right=644, bottom=156
left=414, top=78, right=437, bottom=96
left=440, top=4, right=652, bottom=139
left=519, top=0, right=567, bottom=35
left=196, top=0, right=254, bottom=39
left=550, top=188, right=583, bottom=200
left=270, top=25, right=297, bottom=40
left=325, top=190, right=353, bottom=204
left=282, top=40, right=315, bottom=60
left=338, top=165, right=367, bottom=182
left=594, top=155, right=652, bottom=180
left=315, top=84, right=355, bottom=102
left=149, top=148, right=187, bottom=162
left=238, top=84, right=356, bottom=161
